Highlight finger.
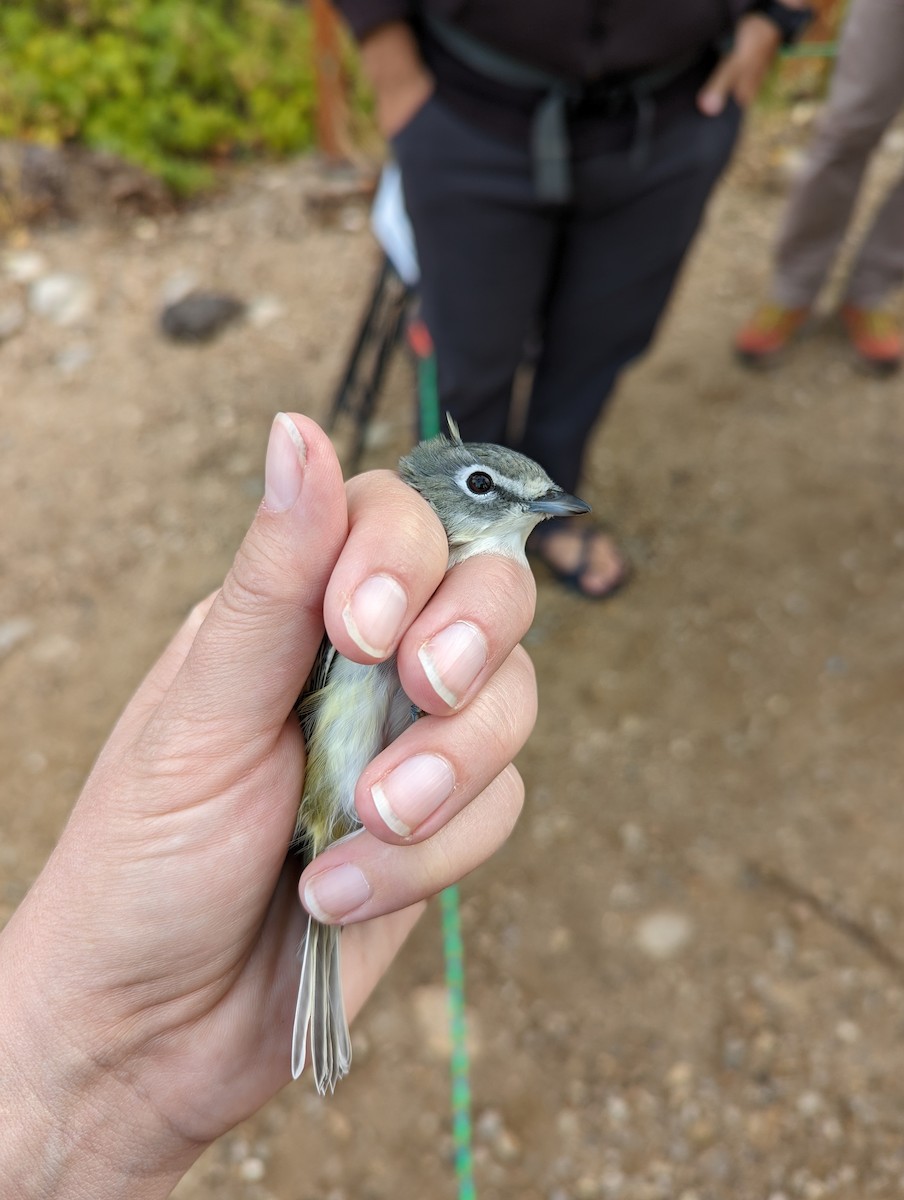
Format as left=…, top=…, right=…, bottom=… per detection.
left=356, top=646, right=536, bottom=842
left=396, top=552, right=536, bottom=714
left=152, top=414, right=348, bottom=748
left=697, top=56, right=736, bottom=115
left=322, top=471, right=450, bottom=663
left=299, top=764, right=525, bottom=925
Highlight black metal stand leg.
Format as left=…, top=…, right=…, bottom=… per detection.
left=327, top=255, right=411, bottom=474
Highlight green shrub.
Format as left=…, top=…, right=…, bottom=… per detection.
left=0, top=0, right=332, bottom=193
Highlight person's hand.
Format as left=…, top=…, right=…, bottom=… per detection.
left=697, top=13, right=783, bottom=116
left=0, top=414, right=537, bottom=1199
left=360, top=21, right=435, bottom=139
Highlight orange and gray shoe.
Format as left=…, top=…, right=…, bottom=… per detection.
left=734, top=302, right=810, bottom=366
left=840, top=304, right=902, bottom=375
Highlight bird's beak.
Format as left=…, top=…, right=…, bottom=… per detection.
left=528, top=490, right=591, bottom=517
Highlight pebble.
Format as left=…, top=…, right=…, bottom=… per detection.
left=247, top=295, right=286, bottom=328
left=351, top=1027, right=371, bottom=1059
left=29, top=273, right=95, bottom=325
left=22, top=750, right=48, bottom=774
left=619, top=713, right=647, bottom=738
left=476, top=1108, right=504, bottom=1141
left=159, top=291, right=245, bottom=341
left=0, top=300, right=26, bottom=341
left=238, top=1157, right=266, bottom=1183
left=796, top=1090, right=823, bottom=1117
left=132, top=218, right=159, bottom=241
left=549, top=925, right=573, bottom=952
left=55, top=342, right=93, bottom=374
left=770, top=145, right=808, bottom=186
left=600, top=1166, right=624, bottom=1195
left=3, top=249, right=47, bottom=283
left=160, top=270, right=200, bottom=306
left=493, top=1128, right=521, bottom=1162
left=29, top=633, right=80, bottom=665
left=666, top=1061, right=694, bottom=1090
left=835, top=1019, right=860, bottom=1044
left=619, top=822, right=648, bottom=854
left=227, top=1137, right=250, bottom=1163
left=575, top=1177, right=600, bottom=1199
left=790, top=101, right=818, bottom=127
left=635, top=911, right=695, bottom=960
left=0, top=616, right=34, bottom=658
left=556, top=1109, right=580, bottom=1140
left=609, top=881, right=641, bottom=909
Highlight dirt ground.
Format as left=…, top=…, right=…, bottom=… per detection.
left=3, top=108, right=904, bottom=1200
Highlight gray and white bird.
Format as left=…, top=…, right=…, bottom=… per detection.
left=291, top=419, right=589, bottom=1093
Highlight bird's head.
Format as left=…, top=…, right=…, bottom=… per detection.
left=399, top=418, right=590, bottom=564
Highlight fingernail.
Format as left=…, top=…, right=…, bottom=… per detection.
left=263, top=413, right=306, bottom=513
left=371, top=754, right=456, bottom=837
left=342, top=574, right=408, bottom=658
left=418, top=621, right=488, bottom=708
left=304, top=864, right=372, bottom=923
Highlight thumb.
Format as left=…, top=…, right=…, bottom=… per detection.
left=158, top=413, right=349, bottom=747
left=697, top=54, right=736, bottom=116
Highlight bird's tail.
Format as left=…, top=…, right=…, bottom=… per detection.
left=291, top=914, right=352, bottom=1093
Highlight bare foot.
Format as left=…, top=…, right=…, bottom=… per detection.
left=528, top=525, right=629, bottom=599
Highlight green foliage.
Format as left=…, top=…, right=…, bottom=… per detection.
left=0, top=0, right=324, bottom=193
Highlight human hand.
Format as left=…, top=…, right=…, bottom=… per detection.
left=697, top=13, right=782, bottom=116
left=360, top=21, right=435, bottom=139
left=0, top=414, right=536, bottom=1199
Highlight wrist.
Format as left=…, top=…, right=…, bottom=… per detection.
left=0, top=912, right=203, bottom=1199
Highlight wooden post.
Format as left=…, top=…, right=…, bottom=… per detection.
left=311, top=0, right=350, bottom=163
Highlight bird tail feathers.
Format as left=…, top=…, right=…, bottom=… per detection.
left=292, top=914, right=352, bottom=1094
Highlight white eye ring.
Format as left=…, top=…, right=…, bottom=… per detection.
left=455, top=464, right=497, bottom=501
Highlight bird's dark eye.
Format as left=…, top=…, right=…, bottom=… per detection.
left=466, top=470, right=495, bottom=495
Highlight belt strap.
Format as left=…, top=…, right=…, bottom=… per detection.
left=424, top=14, right=578, bottom=202
left=424, top=14, right=704, bottom=201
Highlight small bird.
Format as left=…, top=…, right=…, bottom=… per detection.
left=291, top=419, right=590, bottom=1093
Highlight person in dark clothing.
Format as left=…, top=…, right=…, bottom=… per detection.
left=335, top=0, right=812, bottom=597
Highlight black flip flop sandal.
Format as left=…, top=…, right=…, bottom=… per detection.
left=527, top=522, right=631, bottom=601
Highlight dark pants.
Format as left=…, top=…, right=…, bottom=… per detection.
left=393, top=94, right=741, bottom=494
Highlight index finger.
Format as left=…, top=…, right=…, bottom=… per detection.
left=322, top=471, right=450, bottom=663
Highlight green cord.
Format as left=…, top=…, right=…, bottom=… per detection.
left=417, top=351, right=441, bottom=440
left=440, top=884, right=477, bottom=1200
left=413, top=330, right=476, bottom=1198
